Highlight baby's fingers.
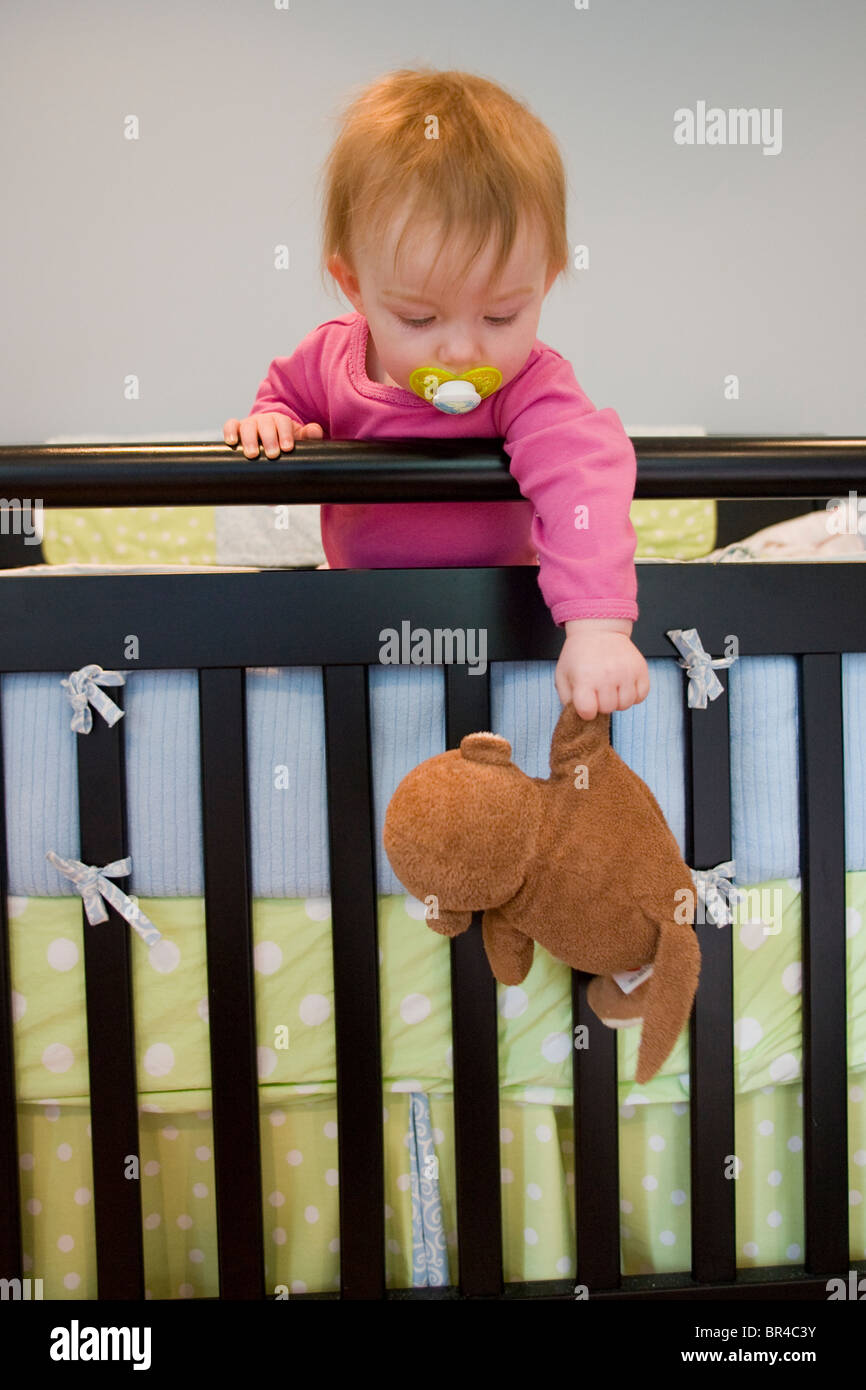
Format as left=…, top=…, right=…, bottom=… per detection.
left=237, top=418, right=268, bottom=458
left=571, top=686, right=600, bottom=721
left=593, top=681, right=621, bottom=716
left=257, top=415, right=300, bottom=458
left=258, top=418, right=323, bottom=458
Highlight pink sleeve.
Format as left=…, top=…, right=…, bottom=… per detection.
left=501, top=352, right=639, bottom=627
left=247, top=330, right=327, bottom=427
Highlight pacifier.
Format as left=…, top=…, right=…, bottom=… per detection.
left=408, top=366, right=503, bottom=414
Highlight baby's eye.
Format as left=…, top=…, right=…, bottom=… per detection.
left=397, top=313, right=518, bottom=328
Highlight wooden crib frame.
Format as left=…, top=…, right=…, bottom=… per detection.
left=0, top=435, right=864, bottom=1301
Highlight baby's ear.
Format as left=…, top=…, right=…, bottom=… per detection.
left=460, top=732, right=512, bottom=766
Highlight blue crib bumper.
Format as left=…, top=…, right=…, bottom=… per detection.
left=3, top=655, right=866, bottom=897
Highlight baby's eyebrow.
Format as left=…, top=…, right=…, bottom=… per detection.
left=489, top=286, right=534, bottom=301
left=381, top=285, right=534, bottom=304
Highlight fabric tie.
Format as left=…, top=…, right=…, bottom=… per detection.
left=45, top=851, right=161, bottom=947
left=666, top=628, right=737, bottom=708
left=690, top=860, right=737, bottom=927
left=60, top=664, right=125, bottom=734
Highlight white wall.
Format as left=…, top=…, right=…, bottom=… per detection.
left=1, top=0, right=863, bottom=441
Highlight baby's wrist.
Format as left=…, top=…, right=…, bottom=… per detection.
left=564, top=618, right=633, bottom=637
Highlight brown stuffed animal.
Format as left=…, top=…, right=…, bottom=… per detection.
left=383, top=701, right=700, bottom=1085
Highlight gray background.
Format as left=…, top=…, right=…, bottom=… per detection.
left=2, top=0, right=863, bottom=443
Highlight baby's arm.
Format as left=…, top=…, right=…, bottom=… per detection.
left=500, top=353, right=648, bottom=715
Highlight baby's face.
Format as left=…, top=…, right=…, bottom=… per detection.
left=330, top=213, right=558, bottom=394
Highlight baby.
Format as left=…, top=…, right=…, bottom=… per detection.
left=224, top=68, right=649, bottom=719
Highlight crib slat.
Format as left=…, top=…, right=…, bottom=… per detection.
left=444, top=665, right=503, bottom=1296
left=573, top=971, right=619, bottom=1290
left=322, top=665, right=385, bottom=1299
left=0, top=685, right=23, bottom=1280
left=686, top=691, right=736, bottom=1283
left=199, top=669, right=264, bottom=1299
left=76, top=688, right=145, bottom=1298
left=799, top=654, right=848, bottom=1273
left=572, top=718, right=620, bottom=1290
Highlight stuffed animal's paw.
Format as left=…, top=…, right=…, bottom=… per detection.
left=425, top=907, right=472, bottom=937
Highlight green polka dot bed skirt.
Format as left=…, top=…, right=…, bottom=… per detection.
left=10, top=878, right=865, bottom=1298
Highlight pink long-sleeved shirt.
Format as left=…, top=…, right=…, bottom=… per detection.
left=248, top=311, right=638, bottom=626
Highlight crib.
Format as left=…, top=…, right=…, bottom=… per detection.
left=0, top=435, right=865, bottom=1302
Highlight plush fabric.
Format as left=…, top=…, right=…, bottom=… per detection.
left=384, top=702, right=701, bottom=1084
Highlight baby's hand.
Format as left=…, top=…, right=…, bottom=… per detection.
left=223, top=412, right=324, bottom=459
left=555, top=619, right=650, bottom=719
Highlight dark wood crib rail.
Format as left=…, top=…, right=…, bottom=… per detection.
left=0, top=438, right=864, bottom=1301
left=0, top=434, right=865, bottom=569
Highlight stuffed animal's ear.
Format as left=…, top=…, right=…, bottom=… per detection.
left=460, top=732, right=512, bottom=766
left=549, top=703, right=611, bottom=776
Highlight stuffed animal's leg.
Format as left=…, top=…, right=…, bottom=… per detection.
left=481, top=912, right=535, bottom=985
left=587, top=974, right=650, bottom=1028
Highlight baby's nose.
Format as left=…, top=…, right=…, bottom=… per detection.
left=438, top=339, right=482, bottom=374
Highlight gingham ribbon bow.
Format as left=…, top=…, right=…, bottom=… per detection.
left=667, top=628, right=737, bottom=708
left=60, top=664, right=125, bottom=734
left=45, top=851, right=161, bottom=947
left=690, top=860, right=737, bottom=927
